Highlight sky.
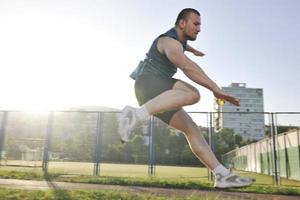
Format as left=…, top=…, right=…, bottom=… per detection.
left=0, top=0, right=299, bottom=125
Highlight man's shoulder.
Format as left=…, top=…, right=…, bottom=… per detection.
left=157, top=37, right=183, bottom=51
left=155, top=28, right=184, bottom=54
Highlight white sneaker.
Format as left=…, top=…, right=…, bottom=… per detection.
left=118, top=105, right=138, bottom=143
left=214, top=172, right=255, bottom=188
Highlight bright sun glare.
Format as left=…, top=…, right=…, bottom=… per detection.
left=0, top=9, right=128, bottom=111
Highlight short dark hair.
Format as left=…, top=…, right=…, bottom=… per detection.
left=175, top=8, right=200, bottom=26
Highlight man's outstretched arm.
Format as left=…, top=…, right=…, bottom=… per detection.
left=159, top=37, right=240, bottom=106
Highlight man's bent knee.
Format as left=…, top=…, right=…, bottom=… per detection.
left=173, top=81, right=201, bottom=104
left=186, top=90, right=201, bottom=105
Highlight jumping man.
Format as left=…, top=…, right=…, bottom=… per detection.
left=119, top=8, right=255, bottom=188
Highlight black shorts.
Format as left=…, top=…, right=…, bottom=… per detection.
left=134, top=74, right=180, bottom=124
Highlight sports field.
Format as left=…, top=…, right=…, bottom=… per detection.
left=1, top=160, right=209, bottom=179
left=1, top=161, right=300, bottom=187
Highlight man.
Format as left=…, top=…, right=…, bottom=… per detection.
left=119, top=8, right=254, bottom=188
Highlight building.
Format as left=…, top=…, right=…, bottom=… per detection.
left=214, top=83, right=265, bottom=140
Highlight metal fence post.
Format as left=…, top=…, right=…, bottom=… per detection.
left=0, top=112, right=8, bottom=163
left=297, top=128, right=300, bottom=180
left=206, top=113, right=210, bottom=181
left=274, top=113, right=281, bottom=186
left=94, top=112, right=102, bottom=176
left=43, top=111, right=54, bottom=173
left=267, top=138, right=272, bottom=176
left=270, top=112, right=280, bottom=186
left=259, top=141, right=262, bottom=173
left=254, top=144, right=257, bottom=173
left=208, top=112, right=214, bottom=181
left=148, top=116, right=155, bottom=176
left=283, top=133, right=289, bottom=179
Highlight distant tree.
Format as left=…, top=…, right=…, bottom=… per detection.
left=265, top=125, right=298, bottom=137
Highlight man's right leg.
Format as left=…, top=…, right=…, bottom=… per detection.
left=144, top=80, right=201, bottom=115
left=119, top=80, right=201, bottom=142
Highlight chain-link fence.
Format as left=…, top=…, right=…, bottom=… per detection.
left=0, top=110, right=299, bottom=186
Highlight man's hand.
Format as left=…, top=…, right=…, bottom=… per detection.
left=192, top=49, right=205, bottom=57
left=185, top=44, right=205, bottom=57
left=213, top=90, right=240, bottom=106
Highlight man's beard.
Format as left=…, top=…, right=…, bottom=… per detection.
left=185, top=34, right=197, bottom=41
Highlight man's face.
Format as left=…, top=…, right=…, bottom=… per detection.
left=182, top=13, right=201, bottom=41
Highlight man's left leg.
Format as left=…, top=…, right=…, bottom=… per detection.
left=168, top=109, right=220, bottom=170
left=168, top=109, right=255, bottom=188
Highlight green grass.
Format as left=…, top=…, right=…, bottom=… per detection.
left=1, top=162, right=300, bottom=196
left=55, top=175, right=213, bottom=190
left=0, top=167, right=44, bottom=180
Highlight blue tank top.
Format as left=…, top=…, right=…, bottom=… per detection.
left=130, top=28, right=187, bottom=80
